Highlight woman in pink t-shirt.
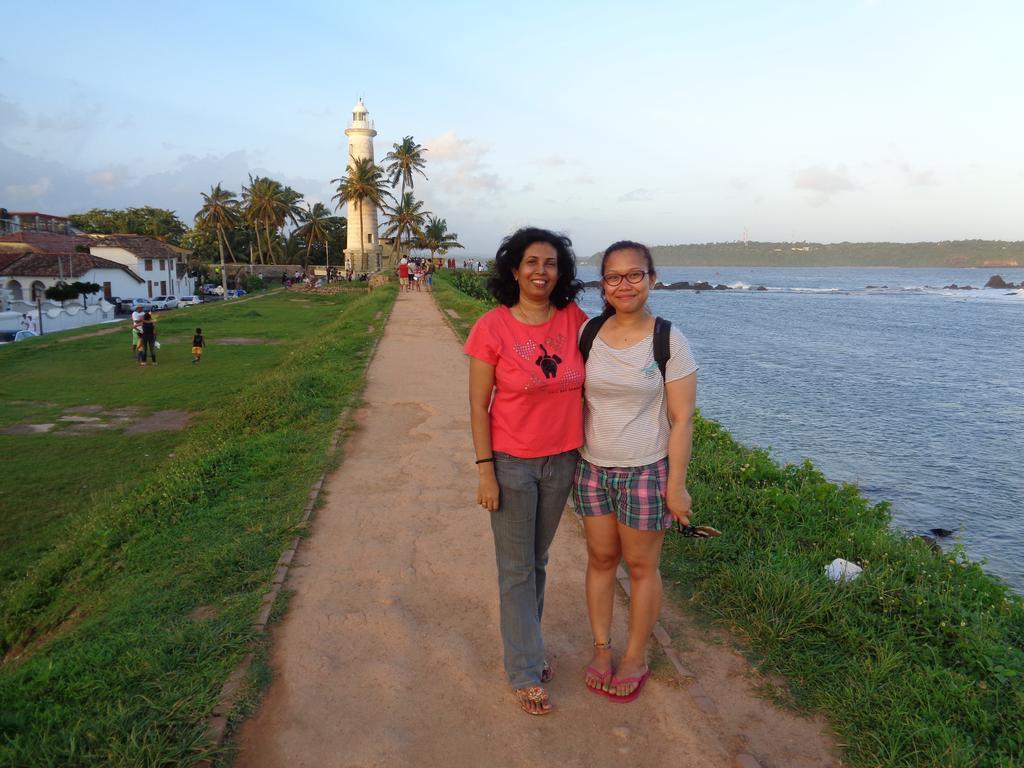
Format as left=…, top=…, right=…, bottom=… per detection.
left=464, top=227, right=587, bottom=716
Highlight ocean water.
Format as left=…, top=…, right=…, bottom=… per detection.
left=576, top=266, right=1024, bottom=591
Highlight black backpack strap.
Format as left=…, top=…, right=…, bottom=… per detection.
left=578, top=315, right=609, bottom=363
left=653, top=317, right=672, bottom=380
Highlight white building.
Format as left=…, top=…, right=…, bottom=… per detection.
left=343, top=99, right=384, bottom=273
left=87, top=234, right=195, bottom=298
left=1, top=251, right=145, bottom=304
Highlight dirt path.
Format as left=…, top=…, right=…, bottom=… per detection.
left=234, top=290, right=841, bottom=768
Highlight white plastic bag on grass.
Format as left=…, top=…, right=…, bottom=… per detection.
left=826, top=558, right=862, bottom=582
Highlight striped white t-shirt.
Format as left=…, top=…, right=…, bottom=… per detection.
left=580, top=323, right=698, bottom=468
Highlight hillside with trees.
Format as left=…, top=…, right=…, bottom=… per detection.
left=585, top=240, right=1024, bottom=268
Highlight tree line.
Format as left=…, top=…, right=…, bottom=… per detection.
left=67, top=135, right=464, bottom=276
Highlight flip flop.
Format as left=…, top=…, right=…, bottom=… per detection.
left=584, top=665, right=613, bottom=695
left=604, top=669, right=651, bottom=703
left=675, top=523, right=722, bottom=538
left=514, top=685, right=552, bottom=716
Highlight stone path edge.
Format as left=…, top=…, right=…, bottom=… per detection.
left=195, top=293, right=396, bottom=767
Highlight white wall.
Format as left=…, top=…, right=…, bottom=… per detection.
left=90, top=246, right=194, bottom=298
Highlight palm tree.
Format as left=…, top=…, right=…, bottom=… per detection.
left=382, top=193, right=430, bottom=266
left=332, top=158, right=391, bottom=272
left=384, top=137, right=428, bottom=262
left=242, top=176, right=305, bottom=264
left=384, top=136, right=428, bottom=200
left=421, top=216, right=464, bottom=262
left=195, top=183, right=240, bottom=298
left=295, top=202, right=345, bottom=269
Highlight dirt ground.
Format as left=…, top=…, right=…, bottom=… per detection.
left=233, top=291, right=842, bottom=768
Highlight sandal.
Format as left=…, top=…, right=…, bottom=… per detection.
left=514, top=685, right=552, bottom=716
left=585, top=638, right=613, bottom=695
left=604, top=668, right=650, bottom=704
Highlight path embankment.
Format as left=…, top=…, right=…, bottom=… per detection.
left=232, top=288, right=839, bottom=768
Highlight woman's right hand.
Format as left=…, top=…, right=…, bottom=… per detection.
left=477, top=471, right=500, bottom=513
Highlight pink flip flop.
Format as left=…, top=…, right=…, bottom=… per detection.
left=604, top=669, right=650, bottom=703
left=584, top=665, right=613, bottom=695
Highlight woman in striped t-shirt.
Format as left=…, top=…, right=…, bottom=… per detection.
left=573, top=240, right=698, bottom=703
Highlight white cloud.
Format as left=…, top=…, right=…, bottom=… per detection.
left=4, top=176, right=51, bottom=200
left=899, top=163, right=940, bottom=187
left=423, top=131, right=504, bottom=198
left=618, top=188, right=654, bottom=203
left=793, top=164, right=858, bottom=206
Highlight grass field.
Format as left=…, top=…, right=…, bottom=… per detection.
left=432, top=269, right=1024, bottom=768
left=0, top=285, right=396, bottom=766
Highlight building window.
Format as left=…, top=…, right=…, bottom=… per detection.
left=145, top=259, right=153, bottom=271
left=31, top=281, right=46, bottom=301
left=159, top=259, right=165, bottom=271
left=367, top=234, right=373, bottom=243
left=6, top=279, right=23, bottom=300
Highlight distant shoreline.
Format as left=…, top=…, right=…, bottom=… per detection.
left=584, top=240, right=1024, bottom=268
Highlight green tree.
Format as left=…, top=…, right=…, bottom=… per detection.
left=382, top=193, right=430, bottom=266
left=195, top=184, right=240, bottom=299
left=332, top=158, right=391, bottom=272
left=420, top=216, right=464, bottom=262
left=68, top=207, right=187, bottom=244
left=294, top=202, right=345, bottom=270
left=384, top=136, right=428, bottom=261
left=242, top=176, right=304, bottom=264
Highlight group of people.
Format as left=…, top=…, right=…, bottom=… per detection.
left=280, top=267, right=357, bottom=289
left=129, top=304, right=205, bottom=366
left=396, top=257, right=435, bottom=292
left=465, top=227, right=698, bottom=716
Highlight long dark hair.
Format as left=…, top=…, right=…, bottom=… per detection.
left=487, top=227, right=583, bottom=308
left=598, top=240, right=656, bottom=318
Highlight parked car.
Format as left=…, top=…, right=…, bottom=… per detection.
left=125, top=298, right=154, bottom=312
left=151, top=295, right=179, bottom=310
left=179, top=295, right=202, bottom=307
left=14, top=330, right=37, bottom=342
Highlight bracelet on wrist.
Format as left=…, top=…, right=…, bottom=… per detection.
left=475, top=457, right=495, bottom=465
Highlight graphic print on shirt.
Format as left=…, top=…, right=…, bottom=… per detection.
left=535, top=344, right=562, bottom=379
left=512, top=331, right=580, bottom=392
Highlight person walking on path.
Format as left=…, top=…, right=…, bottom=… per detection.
left=137, top=312, right=158, bottom=366
left=574, top=241, right=697, bottom=703
left=397, top=258, right=410, bottom=291
left=464, top=227, right=587, bottom=715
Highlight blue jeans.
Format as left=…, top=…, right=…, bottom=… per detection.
left=490, top=449, right=578, bottom=689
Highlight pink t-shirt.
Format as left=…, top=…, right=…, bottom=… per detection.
left=465, top=303, right=587, bottom=458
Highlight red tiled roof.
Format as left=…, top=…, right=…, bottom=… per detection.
left=88, top=234, right=189, bottom=260
left=0, top=252, right=144, bottom=282
left=0, top=231, right=90, bottom=252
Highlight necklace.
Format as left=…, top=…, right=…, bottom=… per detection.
left=511, top=303, right=553, bottom=325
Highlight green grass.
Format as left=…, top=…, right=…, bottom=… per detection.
left=432, top=271, right=1024, bottom=768
left=0, top=284, right=396, bottom=766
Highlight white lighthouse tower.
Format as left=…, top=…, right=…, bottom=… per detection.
left=343, top=99, right=383, bottom=272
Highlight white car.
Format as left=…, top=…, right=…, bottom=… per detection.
left=151, top=295, right=179, bottom=310
left=179, top=295, right=202, bottom=307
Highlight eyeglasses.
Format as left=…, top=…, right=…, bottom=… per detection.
left=602, top=270, right=649, bottom=287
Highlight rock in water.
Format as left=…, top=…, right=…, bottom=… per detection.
left=985, top=274, right=1009, bottom=288
left=929, top=527, right=954, bottom=537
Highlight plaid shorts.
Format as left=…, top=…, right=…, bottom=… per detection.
left=573, top=457, right=671, bottom=531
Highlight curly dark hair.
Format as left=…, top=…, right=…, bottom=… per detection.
left=487, top=226, right=583, bottom=308
left=598, top=240, right=656, bottom=317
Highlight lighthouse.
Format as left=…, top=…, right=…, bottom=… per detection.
left=343, top=99, right=383, bottom=272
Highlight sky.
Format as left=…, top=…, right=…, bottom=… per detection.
left=1, top=0, right=1022, bottom=257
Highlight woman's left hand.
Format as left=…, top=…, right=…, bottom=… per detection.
left=666, top=487, right=692, bottom=527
